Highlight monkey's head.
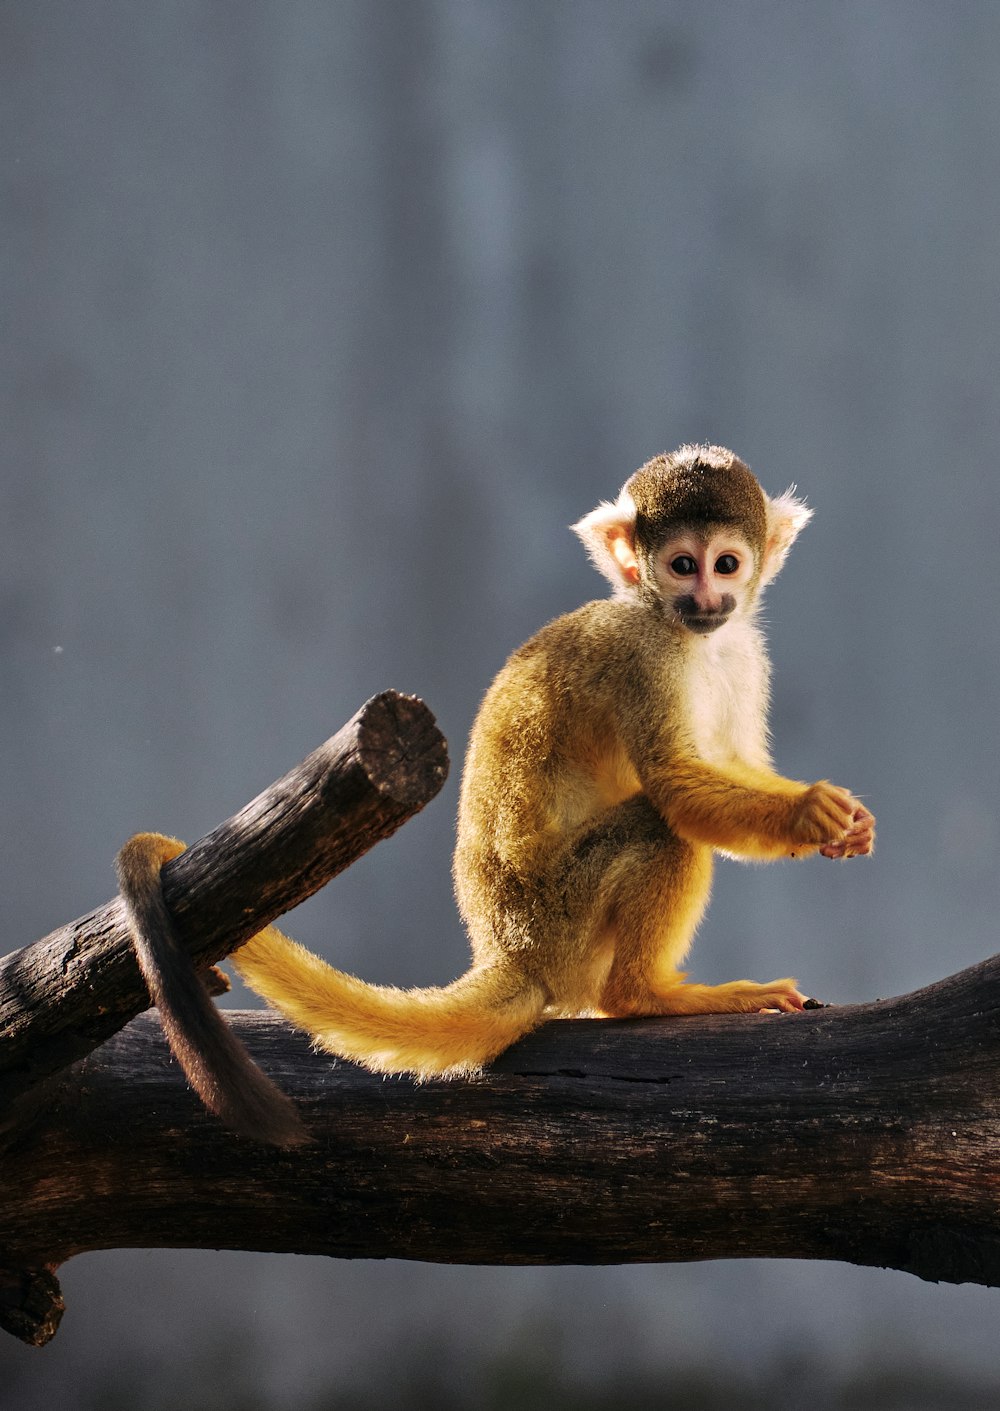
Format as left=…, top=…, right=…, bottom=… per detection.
left=573, top=444, right=812, bottom=634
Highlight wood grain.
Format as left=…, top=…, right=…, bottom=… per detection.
left=5, top=952, right=1000, bottom=1342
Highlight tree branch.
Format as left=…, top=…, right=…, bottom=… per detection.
left=5, top=954, right=1000, bottom=1344
left=0, top=690, right=449, bottom=1111
left=3, top=690, right=996, bottom=1348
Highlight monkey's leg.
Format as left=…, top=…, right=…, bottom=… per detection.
left=640, top=975, right=807, bottom=1015
left=589, top=799, right=806, bottom=1018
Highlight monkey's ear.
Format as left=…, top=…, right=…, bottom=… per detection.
left=760, top=486, right=813, bottom=585
left=572, top=487, right=640, bottom=595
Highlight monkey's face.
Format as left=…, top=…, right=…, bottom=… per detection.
left=651, top=528, right=756, bottom=635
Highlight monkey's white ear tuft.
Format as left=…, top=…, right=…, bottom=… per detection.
left=571, top=486, right=640, bottom=597
left=760, top=485, right=813, bottom=585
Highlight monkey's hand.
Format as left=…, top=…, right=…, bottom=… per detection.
left=819, top=800, right=875, bottom=860
left=789, top=781, right=865, bottom=854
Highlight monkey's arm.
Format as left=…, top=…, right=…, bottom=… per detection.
left=722, top=762, right=875, bottom=859
left=639, top=755, right=865, bottom=860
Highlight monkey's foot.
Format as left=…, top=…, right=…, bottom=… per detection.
left=641, top=977, right=808, bottom=1017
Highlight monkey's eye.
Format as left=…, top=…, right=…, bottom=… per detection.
left=669, top=555, right=697, bottom=576
left=715, top=554, right=740, bottom=575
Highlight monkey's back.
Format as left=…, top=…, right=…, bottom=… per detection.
left=453, top=599, right=681, bottom=930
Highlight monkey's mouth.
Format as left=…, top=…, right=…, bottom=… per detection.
left=679, top=614, right=731, bottom=635
left=674, top=592, right=736, bottom=635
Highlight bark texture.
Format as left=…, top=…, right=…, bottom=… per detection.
left=2, top=690, right=996, bottom=1347
left=0, top=690, right=448, bottom=1110
left=4, top=954, right=1000, bottom=1344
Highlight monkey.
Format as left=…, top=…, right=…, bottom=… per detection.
left=120, top=443, right=873, bottom=1137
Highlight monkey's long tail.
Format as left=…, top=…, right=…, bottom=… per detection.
left=116, top=833, right=307, bottom=1148
left=233, top=928, right=547, bottom=1080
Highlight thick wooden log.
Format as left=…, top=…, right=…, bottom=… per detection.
left=0, top=691, right=448, bottom=1110
left=4, top=953, right=1000, bottom=1343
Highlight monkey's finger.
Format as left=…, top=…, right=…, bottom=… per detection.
left=841, top=831, right=874, bottom=851
left=821, top=844, right=872, bottom=860
left=822, top=814, right=874, bottom=855
left=797, top=791, right=856, bottom=843
left=828, top=838, right=875, bottom=859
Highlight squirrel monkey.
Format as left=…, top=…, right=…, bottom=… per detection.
left=119, top=444, right=873, bottom=1140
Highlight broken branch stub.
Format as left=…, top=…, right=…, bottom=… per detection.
left=0, top=691, right=449, bottom=1108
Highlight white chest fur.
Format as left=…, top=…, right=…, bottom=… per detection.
left=683, top=619, right=771, bottom=768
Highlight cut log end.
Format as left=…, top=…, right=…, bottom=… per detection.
left=354, top=691, right=450, bottom=807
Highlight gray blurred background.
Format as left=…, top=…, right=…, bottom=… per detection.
left=4, top=1, right=1000, bottom=1407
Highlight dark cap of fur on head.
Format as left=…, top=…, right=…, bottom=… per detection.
left=627, top=444, right=768, bottom=558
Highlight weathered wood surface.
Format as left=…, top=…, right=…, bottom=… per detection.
left=0, top=691, right=448, bottom=1110
left=4, top=952, right=1000, bottom=1343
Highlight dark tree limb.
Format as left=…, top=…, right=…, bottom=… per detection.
left=3, top=689, right=998, bottom=1347
left=5, top=954, right=1000, bottom=1344
left=0, top=691, right=449, bottom=1112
